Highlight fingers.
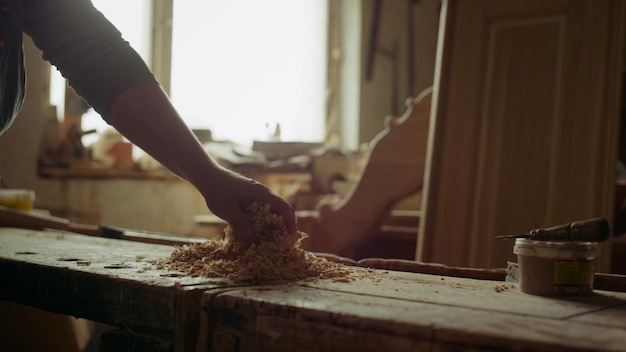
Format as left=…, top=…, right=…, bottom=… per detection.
left=220, top=198, right=294, bottom=240
left=259, top=190, right=297, bottom=236
left=278, top=201, right=297, bottom=236
left=241, top=179, right=297, bottom=236
left=212, top=202, right=254, bottom=243
left=204, top=170, right=297, bottom=238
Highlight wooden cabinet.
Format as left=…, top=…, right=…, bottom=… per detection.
left=418, top=0, right=624, bottom=270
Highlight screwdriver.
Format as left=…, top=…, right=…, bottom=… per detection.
left=494, top=218, right=610, bottom=242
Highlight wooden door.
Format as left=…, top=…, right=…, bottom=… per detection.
left=418, top=0, right=624, bottom=270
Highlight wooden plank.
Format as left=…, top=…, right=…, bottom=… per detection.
left=300, top=269, right=626, bottom=321
left=356, top=257, right=507, bottom=281
left=0, top=205, right=72, bottom=232
left=0, top=228, right=222, bottom=287
left=0, top=205, right=207, bottom=245
left=595, top=273, right=626, bottom=293
left=38, top=166, right=176, bottom=179
left=205, top=280, right=626, bottom=352
left=571, top=303, right=626, bottom=330
left=3, top=228, right=626, bottom=351
left=354, top=258, right=626, bottom=292
left=0, top=228, right=229, bottom=351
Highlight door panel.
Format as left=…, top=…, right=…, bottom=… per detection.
left=418, top=0, right=624, bottom=270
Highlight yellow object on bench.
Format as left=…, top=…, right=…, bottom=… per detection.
left=0, top=189, right=35, bottom=211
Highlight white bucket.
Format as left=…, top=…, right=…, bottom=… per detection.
left=513, top=239, right=599, bottom=296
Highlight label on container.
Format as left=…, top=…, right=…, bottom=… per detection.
left=553, top=260, right=594, bottom=293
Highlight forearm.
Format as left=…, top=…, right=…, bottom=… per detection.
left=106, top=82, right=218, bottom=189
left=107, top=82, right=297, bottom=237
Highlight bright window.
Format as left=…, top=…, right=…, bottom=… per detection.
left=170, top=1, right=328, bottom=146
left=51, top=1, right=328, bottom=149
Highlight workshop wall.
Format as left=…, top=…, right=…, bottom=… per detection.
left=358, top=0, right=440, bottom=144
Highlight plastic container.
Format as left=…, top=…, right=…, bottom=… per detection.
left=513, top=239, right=599, bottom=296
left=0, top=189, right=35, bottom=211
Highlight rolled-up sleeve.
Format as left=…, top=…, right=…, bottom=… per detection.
left=22, top=0, right=157, bottom=119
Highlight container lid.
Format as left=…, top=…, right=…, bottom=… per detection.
left=513, top=238, right=599, bottom=259
left=0, top=189, right=35, bottom=199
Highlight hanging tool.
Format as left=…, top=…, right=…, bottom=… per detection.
left=494, top=218, right=610, bottom=242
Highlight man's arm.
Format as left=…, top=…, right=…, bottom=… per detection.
left=107, top=82, right=296, bottom=238
left=22, top=0, right=296, bottom=238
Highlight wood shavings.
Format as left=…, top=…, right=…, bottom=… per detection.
left=157, top=202, right=357, bottom=284
left=136, top=264, right=152, bottom=273
left=494, top=284, right=516, bottom=292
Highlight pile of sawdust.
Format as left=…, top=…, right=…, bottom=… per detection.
left=156, top=202, right=355, bottom=283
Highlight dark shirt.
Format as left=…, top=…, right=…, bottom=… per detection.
left=0, top=0, right=25, bottom=134
left=0, top=0, right=157, bottom=134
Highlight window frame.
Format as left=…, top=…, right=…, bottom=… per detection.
left=150, top=0, right=173, bottom=95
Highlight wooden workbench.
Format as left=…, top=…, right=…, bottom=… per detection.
left=1, top=228, right=625, bottom=351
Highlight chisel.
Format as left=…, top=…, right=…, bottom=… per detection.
left=494, top=218, right=610, bottom=242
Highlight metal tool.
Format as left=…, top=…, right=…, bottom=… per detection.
left=495, top=218, right=610, bottom=242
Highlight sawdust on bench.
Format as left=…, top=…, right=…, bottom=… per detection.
left=156, top=202, right=358, bottom=284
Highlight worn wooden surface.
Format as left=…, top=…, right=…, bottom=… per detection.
left=0, top=228, right=227, bottom=351
left=206, top=271, right=626, bottom=352
left=2, top=228, right=626, bottom=352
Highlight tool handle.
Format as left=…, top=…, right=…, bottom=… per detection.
left=530, top=218, right=610, bottom=242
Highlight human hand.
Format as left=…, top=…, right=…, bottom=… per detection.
left=200, top=166, right=297, bottom=242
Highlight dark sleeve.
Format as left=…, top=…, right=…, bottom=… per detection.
left=22, top=0, right=157, bottom=119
